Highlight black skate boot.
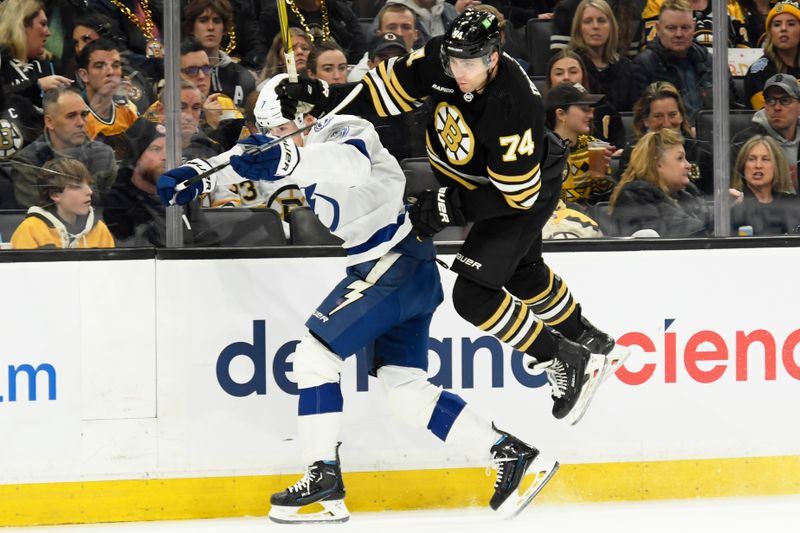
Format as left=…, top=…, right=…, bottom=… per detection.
left=489, top=424, right=559, bottom=519
left=575, top=316, right=630, bottom=383
left=268, top=444, right=349, bottom=524
left=530, top=332, right=606, bottom=425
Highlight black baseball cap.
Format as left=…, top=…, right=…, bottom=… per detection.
left=545, top=82, right=605, bottom=112
left=369, top=32, right=407, bottom=58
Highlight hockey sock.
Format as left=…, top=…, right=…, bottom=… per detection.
left=507, top=265, right=583, bottom=340
left=297, top=382, right=343, bottom=464
left=452, top=275, right=558, bottom=358
left=427, top=390, right=498, bottom=462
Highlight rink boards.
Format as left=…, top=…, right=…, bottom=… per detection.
left=1, top=246, right=799, bottom=525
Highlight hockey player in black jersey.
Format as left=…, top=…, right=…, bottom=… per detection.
left=275, top=9, right=629, bottom=425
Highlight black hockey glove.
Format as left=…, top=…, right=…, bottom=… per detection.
left=274, top=76, right=331, bottom=119
left=408, top=187, right=466, bottom=239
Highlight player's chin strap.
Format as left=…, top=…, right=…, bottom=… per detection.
left=172, top=83, right=364, bottom=202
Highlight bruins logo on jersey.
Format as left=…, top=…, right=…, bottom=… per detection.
left=434, top=102, right=475, bottom=166
left=0, top=119, right=24, bottom=158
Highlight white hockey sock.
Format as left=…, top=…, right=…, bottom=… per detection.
left=298, top=411, right=342, bottom=464
left=442, top=403, right=500, bottom=463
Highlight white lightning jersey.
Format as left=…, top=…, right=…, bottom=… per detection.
left=206, top=115, right=412, bottom=265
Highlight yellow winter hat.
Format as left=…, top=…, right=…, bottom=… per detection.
left=767, top=1, right=800, bottom=29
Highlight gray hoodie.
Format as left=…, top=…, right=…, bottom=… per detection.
left=751, top=109, right=800, bottom=175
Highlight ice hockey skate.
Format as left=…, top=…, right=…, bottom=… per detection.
left=268, top=447, right=349, bottom=524
left=489, top=425, right=559, bottom=519
left=575, top=316, right=631, bottom=383
left=531, top=333, right=606, bottom=425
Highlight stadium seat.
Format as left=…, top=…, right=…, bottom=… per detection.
left=200, top=207, right=287, bottom=246
left=590, top=201, right=618, bottom=237
left=0, top=162, right=18, bottom=209
left=288, top=206, right=343, bottom=245
left=619, top=112, right=634, bottom=142
left=696, top=110, right=755, bottom=149
left=530, top=76, right=547, bottom=96
left=733, top=77, right=745, bottom=104
left=400, top=157, right=439, bottom=198
left=525, top=19, right=553, bottom=77
left=0, top=209, right=26, bottom=243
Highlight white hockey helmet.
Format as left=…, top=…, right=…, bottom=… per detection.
left=254, top=73, right=303, bottom=132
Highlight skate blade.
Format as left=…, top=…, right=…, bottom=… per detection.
left=269, top=499, right=350, bottom=524
left=565, top=353, right=606, bottom=426
left=601, top=344, right=631, bottom=383
left=496, top=458, right=560, bottom=520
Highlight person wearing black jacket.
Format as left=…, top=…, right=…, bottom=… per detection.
left=551, top=0, right=644, bottom=57
left=610, top=127, right=711, bottom=237
left=630, top=0, right=739, bottom=122
left=260, top=0, right=367, bottom=64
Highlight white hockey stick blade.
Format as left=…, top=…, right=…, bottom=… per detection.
left=495, top=457, right=560, bottom=520
left=601, top=344, right=631, bottom=383
left=565, top=353, right=607, bottom=426
left=269, top=499, right=350, bottom=524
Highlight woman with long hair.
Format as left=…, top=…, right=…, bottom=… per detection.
left=257, top=27, right=313, bottom=87
left=567, top=0, right=634, bottom=112
left=546, top=49, right=625, bottom=146
left=0, top=0, right=72, bottom=107
left=609, top=128, right=711, bottom=237
left=744, top=1, right=800, bottom=109
left=730, top=134, right=800, bottom=234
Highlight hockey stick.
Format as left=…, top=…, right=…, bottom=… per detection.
left=277, top=0, right=298, bottom=82
left=172, top=82, right=364, bottom=196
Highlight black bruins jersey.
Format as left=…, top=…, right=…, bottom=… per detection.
left=343, top=36, right=545, bottom=212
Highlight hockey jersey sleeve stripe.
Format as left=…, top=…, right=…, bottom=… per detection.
left=343, top=139, right=371, bottom=161
left=382, top=59, right=418, bottom=106
left=429, top=158, right=478, bottom=190
left=487, top=163, right=541, bottom=184
left=362, top=75, right=390, bottom=118
left=378, top=61, right=414, bottom=112
left=364, top=70, right=404, bottom=116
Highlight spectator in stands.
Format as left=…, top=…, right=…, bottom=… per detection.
left=619, top=81, right=707, bottom=192
left=640, top=0, right=750, bottom=49
left=11, top=87, right=117, bottom=209
left=146, top=80, right=224, bottom=161
left=551, top=0, right=643, bottom=58
left=258, top=27, right=312, bottom=85
left=545, top=82, right=618, bottom=206
left=10, top=157, right=115, bottom=249
left=384, top=0, right=458, bottom=44
left=740, top=0, right=772, bottom=47
left=567, top=0, right=634, bottom=112
left=547, top=49, right=626, bottom=146
left=631, top=0, right=739, bottom=124
left=103, top=118, right=220, bottom=247
left=184, top=0, right=257, bottom=108
left=0, top=0, right=73, bottom=109
left=609, top=127, right=711, bottom=237
left=87, top=0, right=163, bottom=62
left=179, top=38, right=246, bottom=148
left=182, top=0, right=269, bottom=71
left=354, top=4, right=421, bottom=82
left=43, top=0, right=90, bottom=69
left=349, top=30, right=409, bottom=82
left=733, top=73, right=800, bottom=191
left=260, top=0, right=366, bottom=63
left=744, top=1, right=800, bottom=110
left=730, top=134, right=800, bottom=234
left=70, top=12, right=156, bottom=114
left=306, top=40, right=349, bottom=85
left=77, top=38, right=139, bottom=140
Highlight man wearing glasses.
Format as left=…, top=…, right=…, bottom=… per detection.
left=179, top=38, right=245, bottom=147
left=732, top=74, right=800, bottom=190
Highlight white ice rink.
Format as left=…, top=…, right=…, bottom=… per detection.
left=4, top=495, right=799, bottom=533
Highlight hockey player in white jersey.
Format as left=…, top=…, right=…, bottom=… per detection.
left=155, top=75, right=559, bottom=524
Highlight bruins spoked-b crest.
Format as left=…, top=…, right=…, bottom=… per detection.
left=434, top=102, right=474, bottom=165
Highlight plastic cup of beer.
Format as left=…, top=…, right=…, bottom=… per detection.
left=587, top=141, right=609, bottom=176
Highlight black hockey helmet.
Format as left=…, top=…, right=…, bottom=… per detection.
left=441, top=9, right=500, bottom=61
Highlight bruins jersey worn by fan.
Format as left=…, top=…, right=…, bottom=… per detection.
left=562, top=135, right=616, bottom=205
left=278, top=10, right=630, bottom=425
left=641, top=0, right=750, bottom=48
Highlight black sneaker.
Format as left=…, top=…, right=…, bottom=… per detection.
left=575, top=316, right=630, bottom=382
left=531, top=333, right=606, bottom=425
left=489, top=424, right=559, bottom=518
left=268, top=445, right=349, bottom=524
